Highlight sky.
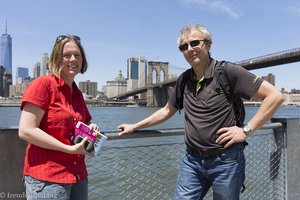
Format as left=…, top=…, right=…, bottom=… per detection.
left=1, top=0, right=300, bottom=91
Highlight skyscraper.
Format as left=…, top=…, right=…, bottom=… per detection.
left=127, top=57, right=147, bottom=99
left=3, top=72, right=12, bottom=97
left=79, top=80, right=98, bottom=98
left=262, top=73, right=275, bottom=86
left=0, top=22, right=12, bottom=74
left=127, top=57, right=147, bottom=87
left=33, top=62, right=41, bottom=79
left=16, top=67, right=29, bottom=84
left=41, top=53, right=49, bottom=76
left=0, top=22, right=12, bottom=97
left=0, top=65, right=4, bottom=96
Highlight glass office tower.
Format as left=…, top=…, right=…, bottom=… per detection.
left=16, top=67, right=29, bottom=84
left=126, top=57, right=147, bottom=99
left=0, top=27, right=12, bottom=74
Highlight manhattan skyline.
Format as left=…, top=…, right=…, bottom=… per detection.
left=1, top=0, right=300, bottom=90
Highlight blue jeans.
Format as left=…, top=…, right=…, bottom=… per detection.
left=24, top=176, right=88, bottom=200
left=174, top=144, right=245, bottom=200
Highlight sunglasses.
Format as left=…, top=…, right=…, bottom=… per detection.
left=178, top=40, right=205, bottom=52
left=55, top=35, right=81, bottom=44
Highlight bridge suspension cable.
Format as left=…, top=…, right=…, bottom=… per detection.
left=168, top=63, right=187, bottom=71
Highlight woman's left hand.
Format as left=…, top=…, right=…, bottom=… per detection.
left=88, top=123, right=100, bottom=132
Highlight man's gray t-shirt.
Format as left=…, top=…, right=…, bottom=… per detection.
left=168, top=58, right=263, bottom=151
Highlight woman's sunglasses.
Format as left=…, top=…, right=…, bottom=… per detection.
left=55, top=35, right=81, bottom=44
left=178, top=39, right=205, bottom=52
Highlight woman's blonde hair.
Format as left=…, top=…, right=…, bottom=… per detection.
left=49, top=35, right=88, bottom=77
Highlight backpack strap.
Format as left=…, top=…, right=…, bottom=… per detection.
left=215, top=61, right=245, bottom=127
left=175, top=69, right=191, bottom=113
left=215, top=61, right=231, bottom=99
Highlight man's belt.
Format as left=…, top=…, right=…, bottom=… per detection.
left=187, top=147, right=226, bottom=156
left=186, top=143, right=244, bottom=157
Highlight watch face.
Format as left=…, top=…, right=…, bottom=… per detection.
left=243, top=125, right=251, bottom=133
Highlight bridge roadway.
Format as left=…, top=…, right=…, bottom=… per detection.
left=112, top=47, right=300, bottom=100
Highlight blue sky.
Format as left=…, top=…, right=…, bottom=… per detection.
left=1, top=0, right=300, bottom=91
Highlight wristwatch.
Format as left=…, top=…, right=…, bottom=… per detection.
left=243, top=124, right=252, bottom=135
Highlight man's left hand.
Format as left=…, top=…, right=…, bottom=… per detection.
left=216, top=126, right=247, bottom=148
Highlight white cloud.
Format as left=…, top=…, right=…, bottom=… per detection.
left=181, top=0, right=240, bottom=18
left=288, top=3, right=300, bottom=16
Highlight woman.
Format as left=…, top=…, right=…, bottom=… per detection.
left=19, top=35, right=98, bottom=200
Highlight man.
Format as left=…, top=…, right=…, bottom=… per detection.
left=117, top=24, right=283, bottom=200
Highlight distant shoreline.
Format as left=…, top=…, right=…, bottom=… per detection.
left=0, top=104, right=20, bottom=107
left=0, top=101, right=21, bottom=107
left=0, top=100, right=145, bottom=107
left=1, top=101, right=300, bottom=107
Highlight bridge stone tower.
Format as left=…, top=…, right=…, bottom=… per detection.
left=147, top=61, right=169, bottom=106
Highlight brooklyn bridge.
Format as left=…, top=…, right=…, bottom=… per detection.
left=110, top=47, right=300, bottom=107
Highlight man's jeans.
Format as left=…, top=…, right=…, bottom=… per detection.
left=174, top=144, right=245, bottom=200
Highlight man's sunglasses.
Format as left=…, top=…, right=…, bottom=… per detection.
left=178, top=40, right=205, bottom=52
left=55, top=35, right=81, bottom=44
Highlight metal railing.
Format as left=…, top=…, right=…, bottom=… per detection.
left=85, top=121, right=290, bottom=200
left=1, top=117, right=299, bottom=200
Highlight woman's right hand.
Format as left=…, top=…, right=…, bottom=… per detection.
left=69, top=137, right=93, bottom=156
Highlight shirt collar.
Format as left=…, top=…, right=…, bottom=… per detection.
left=50, top=74, right=65, bottom=87
left=189, top=57, right=217, bottom=81
left=50, top=74, right=79, bottom=92
left=204, top=58, right=217, bottom=79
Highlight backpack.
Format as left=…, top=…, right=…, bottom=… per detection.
left=175, top=61, right=245, bottom=127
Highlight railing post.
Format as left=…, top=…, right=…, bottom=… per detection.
left=271, top=117, right=300, bottom=200
left=269, top=119, right=285, bottom=200
left=0, top=128, right=27, bottom=199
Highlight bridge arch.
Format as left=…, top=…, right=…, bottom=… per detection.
left=147, top=61, right=169, bottom=86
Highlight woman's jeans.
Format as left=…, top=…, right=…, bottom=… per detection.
left=174, top=144, right=245, bottom=200
left=24, top=175, right=88, bottom=200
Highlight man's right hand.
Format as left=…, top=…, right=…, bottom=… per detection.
left=117, top=124, right=135, bottom=136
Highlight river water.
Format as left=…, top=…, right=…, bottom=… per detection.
left=1, top=106, right=300, bottom=130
